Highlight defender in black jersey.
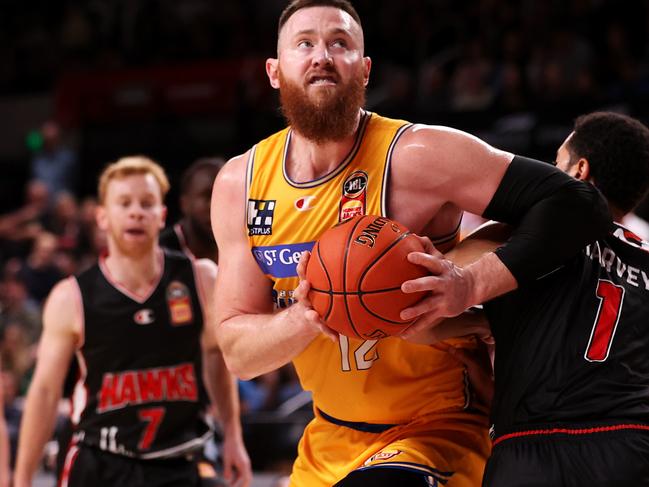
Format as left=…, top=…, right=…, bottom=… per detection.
left=14, top=156, right=251, bottom=487
left=415, top=112, right=649, bottom=486
left=159, top=157, right=224, bottom=263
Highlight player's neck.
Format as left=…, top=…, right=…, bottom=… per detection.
left=287, top=112, right=362, bottom=182
left=103, top=245, right=163, bottom=292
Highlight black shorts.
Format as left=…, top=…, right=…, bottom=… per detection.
left=483, top=424, right=649, bottom=487
left=61, top=445, right=201, bottom=487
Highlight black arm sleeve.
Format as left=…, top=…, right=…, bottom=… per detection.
left=483, top=155, right=612, bottom=284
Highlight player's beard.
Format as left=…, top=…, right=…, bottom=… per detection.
left=279, top=67, right=366, bottom=143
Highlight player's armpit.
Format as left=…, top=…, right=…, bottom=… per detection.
left=445, top=221, right=511, bottom=267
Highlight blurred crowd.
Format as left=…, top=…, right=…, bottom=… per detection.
left=3, top=0, right=649, bottom=123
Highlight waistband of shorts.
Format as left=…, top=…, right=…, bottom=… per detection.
left=317, top=408, right=397, bottom=433
left=492, top=421, right=649, bottom=447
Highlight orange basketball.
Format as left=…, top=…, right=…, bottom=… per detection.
left=306, top=215, right=429, bottom=340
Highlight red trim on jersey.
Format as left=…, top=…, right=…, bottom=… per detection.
left=98, top=249, right=165, bottom=304
left=493, top=424, right=649, bottom=446
left=174, top=223, right=197, bottom=260
left=58, top=443, right=80, bottom=487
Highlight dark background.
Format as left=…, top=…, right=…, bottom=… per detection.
left=2, top=0, right=649, bottom=220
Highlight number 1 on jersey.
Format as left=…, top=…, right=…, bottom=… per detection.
left=584, top=279, right=625, bottom=362
left=339, top=335, right=378, bottom=371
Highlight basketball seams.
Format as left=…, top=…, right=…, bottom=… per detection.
left=342, top=217, right=368, bottom=339
left=314, top=241, right=334, bottom=321
left=357, top=232, right=419, bottom=327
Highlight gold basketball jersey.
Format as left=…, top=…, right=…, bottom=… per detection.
left=246, top=112, right=471, bottom=423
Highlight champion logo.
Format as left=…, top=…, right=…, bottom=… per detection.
left=134, top=309, right=155, bottom=325
left=294, top=195, right=316, bottom=211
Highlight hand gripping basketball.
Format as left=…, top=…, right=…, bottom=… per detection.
left=306, top=215, right=429, bottom=340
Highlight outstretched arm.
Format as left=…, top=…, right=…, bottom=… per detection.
left=394, top=126, right=611, bottom=328
left=14, top=278, right=81, bottom=487
left=210, top=154, right=324, bottom=380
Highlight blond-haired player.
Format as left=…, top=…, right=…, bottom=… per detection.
left=15, top=156, right=251, bottom=487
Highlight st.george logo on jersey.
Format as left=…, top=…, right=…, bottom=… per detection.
left=166, top=281, right=193, bottom=325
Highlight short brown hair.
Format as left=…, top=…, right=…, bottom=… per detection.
left=278, top=0, right=362, bottom=35
left=98, top=155, right=170, bottom=204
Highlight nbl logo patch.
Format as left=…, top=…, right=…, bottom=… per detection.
left=248, top=199, right=276, bottom=236
left=339, top=171, right=367, bottom=222
left=166, top=281, right=193, bottom=325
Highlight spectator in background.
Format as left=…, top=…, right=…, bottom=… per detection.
left=30, top=121, right=78, bottom=198
left=160, top=157, right=225, bottom=262
left=0, top=275, right=41, bottom=344
left=17, top=232, right=63, bottom=303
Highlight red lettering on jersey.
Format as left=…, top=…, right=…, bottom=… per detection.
left=97, top=363, right=198, bottom=413
left=99, top=373, right=120, bottom=411
left=179, top=363, right=198, bottom=401
left=161, top=368, right=181, bottom=400
left=137, top=369, right=164, bottom=402
left=120, top=372, right=139, bottom=405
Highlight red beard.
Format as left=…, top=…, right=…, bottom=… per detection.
left=279, top=67, right=366, bottom=143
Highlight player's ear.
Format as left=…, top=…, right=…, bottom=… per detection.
left=160, top=205, right=167, bottom=229
left=266, top=58, right=280, bottom=89
left=96, top=205, right=107, bottom=231
left=575, top=158, right=591, bottom=181
left=362, top=56, right=371, bottom=86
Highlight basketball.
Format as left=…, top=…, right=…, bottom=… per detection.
left=306, top=215, right=429, bottom=340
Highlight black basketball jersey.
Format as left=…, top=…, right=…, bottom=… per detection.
left=71, top=249, right=209, bottom=459
left=159, top=223, right=194, bottom=259
left=485, top=223, right=649, bottom=437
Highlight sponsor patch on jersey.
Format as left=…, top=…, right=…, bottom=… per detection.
left=248, top=199, right=276, bottom=236
left=339, top=171, right=367, bottom=222
left=166, top=281, right=193, bottom=325
left=364, top=449, right=402, bottom=465
left=251, top=242, right=315, bottom=278
left=133, top=308, right=155, bottom=325
left=294, top=195, right=316, bottom=212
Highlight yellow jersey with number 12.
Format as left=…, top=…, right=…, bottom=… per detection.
left=246, top=111, right=472, bottom=424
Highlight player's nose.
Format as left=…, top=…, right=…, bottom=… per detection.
left=312, top=44, right=333, bottom=67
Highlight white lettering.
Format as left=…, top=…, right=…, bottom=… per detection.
left=627, top=266, right=640, bottom=287
left=601, top=248, right=615, bottom=273
left=642, top=271, right=649, bottom=291
left=616, top=258, right=627, bottom=278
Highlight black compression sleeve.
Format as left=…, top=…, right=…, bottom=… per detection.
left=483, top=155, right=612, bottom=284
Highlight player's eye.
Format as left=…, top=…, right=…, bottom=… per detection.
left=297, top=40, right=313, bottom=49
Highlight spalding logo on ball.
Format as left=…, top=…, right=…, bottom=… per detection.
left=306, top=214, right=429, bottom=340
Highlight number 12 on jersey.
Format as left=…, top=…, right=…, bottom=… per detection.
left=584, top=279, right=625, bottom=362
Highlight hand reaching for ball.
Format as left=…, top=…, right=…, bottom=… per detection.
left=399, top=235, right=477, bottom=338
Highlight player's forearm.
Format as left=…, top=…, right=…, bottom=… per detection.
left=204, top=350, right=243, bottom=436
left=14, top=385, right=61, bottom=484
left=464, top=252, right=518, bottom=305
left=217, top=305, right=319, bottom=380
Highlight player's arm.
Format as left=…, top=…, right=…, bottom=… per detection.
left=195, top=258, right=252, bottom=487
left=14, top=278, right=81, bottom=487
left=395, top=126, right=611, bottom=331
left=210, top=154, right=323, bottom=380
